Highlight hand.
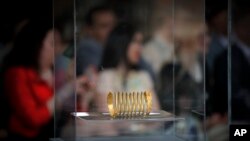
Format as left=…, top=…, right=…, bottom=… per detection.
left=76, top=66, right=98, bottom=111
left=84, top=65, right=98, bottom=90
left=76, top=69, right=98, bottom=94
left=76, top=75, right=88, bottom=94
left=76, top=75, right=95, bottom=112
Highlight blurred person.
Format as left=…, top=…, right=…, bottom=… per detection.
left=205, top=2, right=250, bottom=141
left=76, top=5, right=116, bottom=76
left=78, top=23, right=159, bottom=136
left=205, top=1, right=228, bottom=114
left=55, top=59, right=99, bottom=137
left=1, top=20, right=54, bottom=141
left=206, top=0, right=228, bottom=73
left=53, top=30, right=100, bottom=135
left=143, top=6, right=174, bottom=75
left=158, top=6, right=207, bottom=113
left=214, top=1, right=250, bottom=123
left=158, top=5, right=207, bottom=140
left=204, top=2, right=229, bottom=141
left=95, top=23, right=159, bottom=112
left=0, top=17, right=28, bottom=141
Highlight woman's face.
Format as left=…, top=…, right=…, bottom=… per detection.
left=39, top=29, right=54, bottom=70
left=127, top=32, right=143, bottom=65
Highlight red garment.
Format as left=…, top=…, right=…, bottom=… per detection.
left=4, top=67, right=53, bottom=138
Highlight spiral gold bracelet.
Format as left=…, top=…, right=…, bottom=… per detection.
left=107, top=91, right=152, bottom=118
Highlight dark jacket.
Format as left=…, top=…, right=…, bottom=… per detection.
left=213, top=45, right=250, bottom=121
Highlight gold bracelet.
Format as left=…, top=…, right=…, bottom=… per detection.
left=107, top=91, right=152, bottom=118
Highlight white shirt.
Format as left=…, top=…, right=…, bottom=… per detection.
left=143, top=35, right=174, bottom=74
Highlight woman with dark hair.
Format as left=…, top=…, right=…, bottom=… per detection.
left=95, top=23, right=159, bottom=112
left=2, top=20, right=54, bottom=141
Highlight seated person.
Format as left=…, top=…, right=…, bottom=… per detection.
left=2, top=20, right=54, bottom=141
left=95, top=23, right=160, bottom=112
left=76, top=5, right=116, bottom=76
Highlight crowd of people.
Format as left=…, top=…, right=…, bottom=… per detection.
left=0, top=0, right=250, bottom=141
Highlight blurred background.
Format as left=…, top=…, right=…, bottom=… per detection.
left=0, top=0, right=250, bottom=141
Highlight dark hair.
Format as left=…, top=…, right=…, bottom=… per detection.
left=232, top=0, right=250, bottom=25
left=100, top=23, right=139, bottom=70
left=205, top=0, right=228, bottom=23
left=2, top=20, right=52, bottom=71
left=85, top=5, right=114, bottom=26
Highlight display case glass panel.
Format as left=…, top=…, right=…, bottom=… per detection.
left=54, top=0, right=209, bottom=140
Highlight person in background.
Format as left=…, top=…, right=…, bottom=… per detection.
left=204, top=1, right=229, bottom=141
left=143, top=5, right=174, bottom=76
left=206, top=0, right=228, bottom=73
left=205, top=2, right=250, bottom=141
left=95, top=23, right=159, bottom=112
left=231, top=2, right=250, bottom=122
left=214, top=1, right=250, bottom=123
left=158, top=5, right=207, bottom=140
left=159, top=6, right=207, bottom=113
left=0, top=18, right=29, bottom=141
left=77, top=23, right=159, bottom=136
left=76, top=5, right=116, bottom=76
left=205, top=0, right=228, bottom=113
left=2, top=20, right=54, bottom=141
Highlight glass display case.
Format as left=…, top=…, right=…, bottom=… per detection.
left=54, top=0, right=208, bottom=140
